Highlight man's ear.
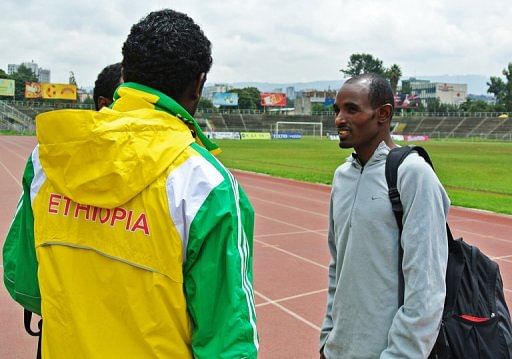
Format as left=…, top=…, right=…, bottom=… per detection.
left=97, top=96, right=112, bottom=110
left=377, top=104, right=393, bottom=124
left=191, top=72, right=206, bottom=101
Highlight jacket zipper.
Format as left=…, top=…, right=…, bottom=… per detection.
left=348, top=166, right=364, bottom=227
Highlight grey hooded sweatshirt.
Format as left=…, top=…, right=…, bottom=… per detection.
left=320, top=142, right=450, bottom=358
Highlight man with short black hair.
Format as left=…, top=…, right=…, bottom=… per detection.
left=3, top=9, right=258, bottom=358
left=319, top=73, right=449, bottom=358
left=92, top=62, right=122, bottom=110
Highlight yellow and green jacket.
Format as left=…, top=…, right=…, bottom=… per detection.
left=3, top=83, right=258, bottom=358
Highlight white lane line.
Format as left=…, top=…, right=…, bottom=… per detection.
left=255, top=229, right=327, bottom=239
left=256, top=288, right=327, bottom=308
left=256, top=213, right=326, bottom=238
left=449, top=216, right=512, bottom=230
left=251, top=195, right=328, bottom=218
left=243, top=182, right=329, bottom=205
left=254, top=290, right=321, bottom=331
left=491, top=255, right=512, bottom=260
left=255, top=239, right=328, bottom=270
left=0, top=141, right=29, bottom=161
left=0, top=158, right=21, bottom=187
left=457, top=228, right=512, bottom=245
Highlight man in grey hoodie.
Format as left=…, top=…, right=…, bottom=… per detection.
left=320, top=73, right=450, bottom=358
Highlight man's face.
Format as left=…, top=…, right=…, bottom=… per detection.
left=333, top=80, right=380, bottom=152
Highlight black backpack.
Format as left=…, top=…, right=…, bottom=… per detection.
left=385, top=145, right=512, bottom=359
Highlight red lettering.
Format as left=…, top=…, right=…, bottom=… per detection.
left=63, top=197, right=72, bottom=216
left=99, top=208, right=111, bottom=224
left=74, top=203, right=91, bottom=220
left=48, top=193, right=61, bottom=214
left=131, top=214, right=150, bottom=235
left=110, top=208, right=127, bottom=226
left=125, top=210, right=133, bottom=230
left=91, top=206, right=100, bottom=221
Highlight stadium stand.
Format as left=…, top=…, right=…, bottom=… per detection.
left=0, top=100, right=34, bottom=133
left=2, top=101, right=512, bottom=140
left=490, top=117, right=512, bottom=140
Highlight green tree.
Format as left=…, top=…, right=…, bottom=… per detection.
left=0, top=68, right=9, bottom=79
left=459, top=99, right=494, bottom=112
left=228, top=87, right=261, bottom=109
left=198, top=97, right=214, bottom=110
left=426, top=98, right=441, bottom=112
left=386, top=64, right=402, bottom=94
left=9, top=64, right=38, bottom=101
left=487, top=76, right=505, bottom=101
left=340, top=53, right=386, bottom=77
left=82, top=96, right=95, bottom=105
left=311, top=103, right=328, bottom=112
left=487, top=62, right=512, bottom=111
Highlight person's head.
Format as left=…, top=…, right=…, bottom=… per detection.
left=93, top=63, right=122, bottom=110
left=122, top=9, right=212, bottom=115
left=334, top=73, right=394, bottom=163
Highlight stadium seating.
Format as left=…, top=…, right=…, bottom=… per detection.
left=2, top=101, right=512, bottom=140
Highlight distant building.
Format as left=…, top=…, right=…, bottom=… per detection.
left=400, top=77, right=467, bottom=106
left=202, top=83, right=232, bottom=100
left=38, top=68, right=51, bottom=83
left=8, top=60, right=51, bottom=83
left=286, top=86, right=296, bottom=100
left=295, top=89, right=337, bottom=115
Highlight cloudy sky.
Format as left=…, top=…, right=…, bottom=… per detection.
left=1, top=0, right=511, bottom=88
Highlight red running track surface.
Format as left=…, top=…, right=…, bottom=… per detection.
left=1, top=135, right=512, bottom=358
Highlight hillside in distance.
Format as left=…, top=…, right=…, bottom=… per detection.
left=214, top=74, right=490, bottom=95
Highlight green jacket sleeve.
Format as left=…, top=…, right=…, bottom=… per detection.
left=2, top=155, right=41, bottom=315
left=184, top=176, right=258, bottom=359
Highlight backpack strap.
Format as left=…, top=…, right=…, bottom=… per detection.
left=24, top=309, right=42, bottom=359
left=385, top=145, right=449, bottom=307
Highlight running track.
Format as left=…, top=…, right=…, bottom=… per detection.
left=1, top=135, right=512, bottom=358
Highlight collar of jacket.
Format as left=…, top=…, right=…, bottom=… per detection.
left=348, top=141, right=391, bottom=169
left=112, top=82, right=220, bottom=155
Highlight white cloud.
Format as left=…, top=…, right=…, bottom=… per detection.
left=1, top=0, right=511, bottom=88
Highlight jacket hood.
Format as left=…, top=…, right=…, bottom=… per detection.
left=347, top=141, right=391, bottom=169
left=36, top=84, right=205, bottom=208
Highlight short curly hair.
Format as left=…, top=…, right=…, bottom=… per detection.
left=345, top=73, right=394, bottom=113
left=93, top=62, right=122, bottom=110
left=122, top=9, right=212, bottom=100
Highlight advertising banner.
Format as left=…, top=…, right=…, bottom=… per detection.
left=260, top=93, right=287, bottom=107
left=240, top=132, right=271, bottom=140
left=210, top=131, right=241, bottom=140
left=42, top=83, right=77, bottom=100
left=272, top=132, right=302, bottom=139
left=324, top=98, right=335, bottom=106
left=212, top=92, right=238, bottom=106
left=25, top=82, right=77, bottom=100
left=25, top=82, right=42, bottom=98
left=0, top=79, right=15, bottom=96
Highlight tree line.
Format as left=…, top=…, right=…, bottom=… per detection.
left=0, top=65, right=91, bottom=104
left=339, top=53, right=512, bottom=113
left=4, top=56, right=511, bottom=112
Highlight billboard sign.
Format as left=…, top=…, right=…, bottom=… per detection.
left=272, top=132, right=302, bottom=139
left=210, top=131, right=241, bottom=140
left=25, top=82, right=77, bottom=100
left=240, top=132, right=271, bottom=140
left=0, top=79, right=15, bottom=96
left=260, top=93, right=287, bottom=107
left=42, top=83, right=77, bottom=100
left=212, top=92, right=238, bottom=106
left=324, top=98, right=335, bottom=106
left=25, top=82, right=42, bottom=98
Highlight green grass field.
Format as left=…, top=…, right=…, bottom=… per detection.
left=216, top=139, right=512, bottom=215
